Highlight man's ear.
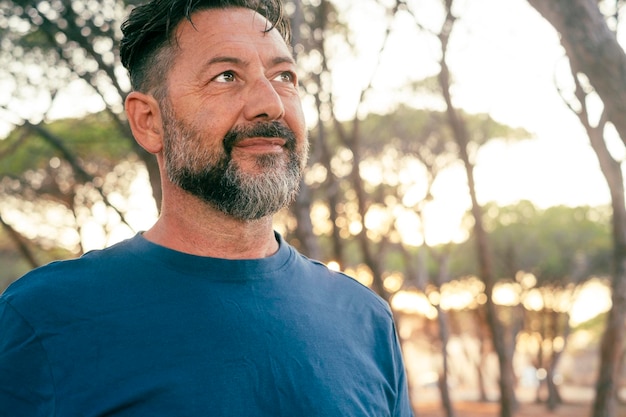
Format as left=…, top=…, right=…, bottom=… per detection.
left=125, top=91, right=164, bottom=154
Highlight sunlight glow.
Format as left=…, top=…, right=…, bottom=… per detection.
left=360, top=160, right=384, bottom=187
left=310, top=202, right=333, bottom=235
left=422, top=199, right=469, bottom=245
left=522, top=288, right=544, bottom=311
left=344, top=264, right=374, bottom=288
left=304, top=163, right=328, bottom=185
left=553, top=336, right=565, bottom=353
left=364, top=204, right=393, bottom=239
left=492, top=282, right=521, bottom=306
left=348, top=220, right=362, bottom=235
left=569, top=278, right=612, bottom=326
left=80, top=221, right=107, bottom=252
left=393, top=209, right=423, bottom=246
left=440, top=287, right=476, bottom=311
left=516, top=272, right=538, bottom=288
left=427, top=290, right=440, bottom=306
left=327, top=261, right=341, bottom=272
left=383, top=272, right=404, bottom=293
left=392, top=290, right=438, bottom=319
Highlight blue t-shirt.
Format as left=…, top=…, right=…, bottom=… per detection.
left=0, top=233, right=413, bottom=416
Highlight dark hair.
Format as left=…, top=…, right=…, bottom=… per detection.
left=120, top=0, right=290, bottom=93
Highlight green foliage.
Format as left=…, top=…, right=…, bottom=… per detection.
left=354, top=104, right=530, bottom=158
left=0, top=112, right=134, bottom=176
left=451, top=201, right=612, bottom=286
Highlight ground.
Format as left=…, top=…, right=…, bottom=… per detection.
left=410, top=384, right=626, bottom=416
left=414, top=401, right=626, bottom=417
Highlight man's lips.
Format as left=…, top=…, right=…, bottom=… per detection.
left=233, top=137, right=287, bottom=153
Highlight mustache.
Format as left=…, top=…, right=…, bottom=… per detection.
left=223, top=121, right=298, bottom=154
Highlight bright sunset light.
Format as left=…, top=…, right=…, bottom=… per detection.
left=2, top=1, right=626, bottom=416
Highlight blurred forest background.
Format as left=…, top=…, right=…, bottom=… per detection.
left=1, top=0, right=626, bottom=416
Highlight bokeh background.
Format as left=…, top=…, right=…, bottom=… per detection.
left=1, top=1, right=626, bottom=416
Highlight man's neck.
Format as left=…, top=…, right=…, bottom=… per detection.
left=143, top=195, right=279, bottom=260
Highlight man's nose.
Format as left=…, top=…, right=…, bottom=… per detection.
left=243, top=77, right=285, bottom=121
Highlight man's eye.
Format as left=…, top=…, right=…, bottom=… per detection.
left=274, top=71, right=295, bottom=84
left=214, top=71, right=236, bottom=83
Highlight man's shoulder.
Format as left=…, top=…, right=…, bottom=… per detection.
left=291, top=250, right=393, bottom=316
left=1, top=235, right=140, bottom=304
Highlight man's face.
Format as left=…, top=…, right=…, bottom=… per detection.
left=159, top=7, right=308, bottom=220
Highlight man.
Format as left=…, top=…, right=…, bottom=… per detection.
left=0, top=0, right=413, bottom=415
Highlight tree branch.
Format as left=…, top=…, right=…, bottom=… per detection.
left=0, top=212, right=39, bottom=269
left=22, top=121, right=135, bottom=232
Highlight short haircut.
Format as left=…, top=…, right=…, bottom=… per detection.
left=120, top=0, right=290, bottom=94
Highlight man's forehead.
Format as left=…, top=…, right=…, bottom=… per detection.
left=176, top=7, right=281, bottom=43
left=172, top=8, right=291, bottom=60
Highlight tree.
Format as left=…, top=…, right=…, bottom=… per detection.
left=0, top=113, right=149, bottom=257
left=484, top=202, right=612, bottom=411
left=428, top=1, right=517, bottom=415
left=524, top=1, right=626, bottom=415
left=0, top=0, right=161, bottom=261
left=441, top=202, right=613, bottom=410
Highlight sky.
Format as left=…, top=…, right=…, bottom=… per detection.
left=359, top=0, right=621, bottom=247
left=450, top=0, right=615, bottom=209
left=331, top=0, right=616, bottom=213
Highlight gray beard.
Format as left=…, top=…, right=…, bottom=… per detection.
left=161, top=109, right=306, bottom=220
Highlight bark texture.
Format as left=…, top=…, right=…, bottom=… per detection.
left=525, top=2, right=626, bottom=416
left=438, top=2, right=517, bottom=416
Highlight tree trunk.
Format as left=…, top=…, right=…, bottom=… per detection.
left=437, top=3, right=516, bottom=416
left=348, top=118, right=388, bottom=301
left=291, top=180, right=321, bottom=260
left=474, top=307, right=490, bottom=403
left=335, top=0, right=400, bottom=300
left=523, top=2, right=626, bottom=416
left=284, top=0, right=319, bottom=260
left=526, top=0, right=626, bottom=143
left=0, top=214, right=39, bottom=269
left=582, top=110, right=626, bottom=417
left=595, top=261, right=626, bottom=417
left=535, top=328, right=544, bottom=404
left=546, top=309, right=568, bottom=411
left=546, top=357, right=563, bottom=411
left=291, top=0, right=345, bottom=265
left=435, top=252, right=456, bottom=417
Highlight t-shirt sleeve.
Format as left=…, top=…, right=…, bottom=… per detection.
left=0, top=299, right=55, bottom=417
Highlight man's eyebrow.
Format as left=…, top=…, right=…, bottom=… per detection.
left=201, top=55, right=296, bottom=70
left=203, top=56, right=245, bottom=67
left=196, top=56, right=244, bottom=78
left=271, top=56, right=296, bottom=66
